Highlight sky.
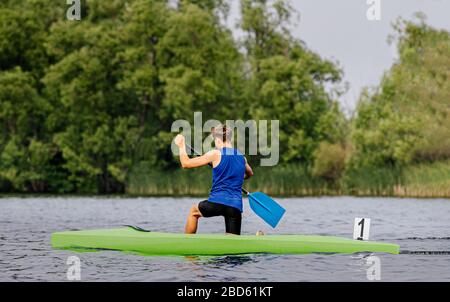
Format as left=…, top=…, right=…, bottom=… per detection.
left=225, top=0, right=450, bottom=114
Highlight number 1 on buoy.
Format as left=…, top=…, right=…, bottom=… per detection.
left=353, top=218, right=371, bottom=241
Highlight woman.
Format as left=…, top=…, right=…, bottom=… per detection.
left=174, top=125, right=253, bottom=235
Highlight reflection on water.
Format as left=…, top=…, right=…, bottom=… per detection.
left=186, top=255, right=256, bottom=268
left=1, top=196, right=450, bottom=281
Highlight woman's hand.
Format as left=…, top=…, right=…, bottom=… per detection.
left=174, top=134, right=185, bottom=148
left=174, top=134, right=219, bottom=169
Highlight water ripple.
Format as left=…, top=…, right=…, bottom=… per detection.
left=1, top=196, right=450, bottom=281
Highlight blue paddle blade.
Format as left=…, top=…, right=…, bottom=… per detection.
left=248, top=192, right=286, bottom=228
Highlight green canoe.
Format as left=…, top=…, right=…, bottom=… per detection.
left=51, top=226, right=399, bottom=255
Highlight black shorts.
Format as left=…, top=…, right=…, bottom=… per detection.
left=198, top=200, right=242, bottom=235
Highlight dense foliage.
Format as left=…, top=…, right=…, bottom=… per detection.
left=0, top=0, right=345, bottom=193
left=349, top=16, right=450, bottom=170
left=1, top=2, right=448, bottom=195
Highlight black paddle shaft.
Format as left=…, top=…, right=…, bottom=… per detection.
left=184, top=144, right=249, bottom=195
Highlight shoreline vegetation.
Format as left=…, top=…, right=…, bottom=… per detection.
left=1, top=160, right=449, bottom=199
left=127, top=161, right=450, bottom=198
left=1, top=2, right=449, bottom=197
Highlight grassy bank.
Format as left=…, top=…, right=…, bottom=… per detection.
left=127, top=161, right=450, bottom=198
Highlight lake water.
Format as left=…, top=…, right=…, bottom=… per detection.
left=1, top=196, right=449, bottom=282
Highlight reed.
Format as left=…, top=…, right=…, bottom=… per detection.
left=127, top=163, right=212, bottom=196
left=398, top=161, right=450, bottom=198
left=126, top=161, right=450, bottom=198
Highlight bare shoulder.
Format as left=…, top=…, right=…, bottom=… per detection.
left=207, top=149, right=222, bottom=167
left=206, top=149, right=221, bottom=159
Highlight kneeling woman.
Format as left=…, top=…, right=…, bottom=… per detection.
left=174, top=126, right=253, bottom=235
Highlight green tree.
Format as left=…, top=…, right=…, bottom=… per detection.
left=0, top=68, right=56, bottom=191
left=240, top=0, right=344, bottom=164
left=0, top=0, right=348, bottom=193
left=312, top=142, right=347, bottom=181
left=349, top=16, right=450, bottom=170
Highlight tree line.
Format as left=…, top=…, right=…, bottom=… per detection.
left=0, top=1, right=448, bottom=194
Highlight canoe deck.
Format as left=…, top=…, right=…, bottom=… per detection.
left=51, top=227, right=400, bottom=255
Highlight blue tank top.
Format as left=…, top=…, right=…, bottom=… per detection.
left=208, top=148, right=246, bottom=212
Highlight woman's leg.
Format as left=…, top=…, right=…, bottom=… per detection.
left=224, top=213, right=242, bottom=235
left=185, top=204, right=203, bottom=234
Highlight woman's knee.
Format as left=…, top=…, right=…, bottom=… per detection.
left=189, top=205, right=201, bottom=217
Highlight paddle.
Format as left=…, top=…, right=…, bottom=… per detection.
left=184, top=144, right=286, bottom=228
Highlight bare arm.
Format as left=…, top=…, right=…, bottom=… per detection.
left=244, top=157, right=253, bottom=179
left=174, top=134, right=220, bottom=169
left=180, top=148, right=219, bottom=169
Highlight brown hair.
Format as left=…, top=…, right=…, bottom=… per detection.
left=211, top=125, right=232, bottom=142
